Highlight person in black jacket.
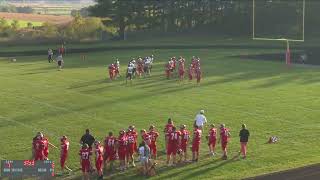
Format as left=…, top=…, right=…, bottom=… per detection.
left=80, top=129, right=95, bottom=151
left=239, top=124, right=250, bottom=159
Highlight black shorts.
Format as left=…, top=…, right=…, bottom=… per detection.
left=48, top=55, right=52, bottom=60
left=126, top=73, right=132, bottom=79
left=58, top=61, right=62, bottom=66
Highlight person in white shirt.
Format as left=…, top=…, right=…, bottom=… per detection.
left=48, top=48, right=53, bottom=63
left=194, top=110, right=207, bottom=129
left=139, top=141, right=150, bottom=175
left=56, top=55, right=64, bottom=70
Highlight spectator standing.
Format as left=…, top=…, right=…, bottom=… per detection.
left=194, top=110, right=207, bottom=129
left=239, top=124, right=250, bottom=159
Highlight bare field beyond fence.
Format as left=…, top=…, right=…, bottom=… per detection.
left=0, top=12, right=73, bottom=25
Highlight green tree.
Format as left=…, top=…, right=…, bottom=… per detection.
left=89, top=0, right=136, bottom=40
left=27, top=22, right=33, bottom=29
left=11, top=19, right=20, bottom=30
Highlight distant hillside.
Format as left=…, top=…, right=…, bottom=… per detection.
left=0, top=12, right=73, bottom=24
left=2, top=0, right=94, bottom=15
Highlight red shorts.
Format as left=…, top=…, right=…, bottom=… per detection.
left=44, top=150, right=49, bottom=159
left=166, top=70, right=170, bottom=77
left=196, top=72, right=201, bottom=81
left=149, top=144, right=157, bottom=156
left=179, top=70, right=184, bottom=76
left=188, top=73, right=192, bottom=80
left=208, top=139, right=216, bottom=146
left=221, top=141, right=228, bottom=151
left=95, top=159, right=103, bottom=171
left=81, top=160, right=90, bottom=173
left=35, top=152, right=44, bottom=160
left=192, top=143, right=200, bottom=153
left=104, top=150, right=116, bottom=161
left=138, top=67, right=143, bottom=73
left=109, top=71, right=114, bottom=78
left=180, top=143, right=187, bottom=152
left=118, top=150, right=126, bottom=160
left=167, top=143, right=178, bottom=155
left=60, top=154, right=67, bottom=168
left=127, top=143, right=135, bottom=156
left=134, top=142, right=138, bottom=153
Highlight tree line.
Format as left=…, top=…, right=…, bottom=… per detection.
left=89, top=0, right=320, bottom=40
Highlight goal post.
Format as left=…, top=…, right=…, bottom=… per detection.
left=252, top=0, right=306, bottom=65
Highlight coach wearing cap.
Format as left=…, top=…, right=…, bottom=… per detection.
left=80, top=129, right=95, bottom=149
left=194, top=110, right=207, bottom=129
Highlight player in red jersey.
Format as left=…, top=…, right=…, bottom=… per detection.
left=164, top=118, right=174, bottom=153
left=126, top=128, right=137, bottom=167
left=114, top=59, right=120, bottom=78
left=141, top=129, right=151, bottom=146
left=34, top=133, right=45, bottom=161
left=179, top=125, right=190, bottom=162
left=188, top=64, right=193, bottom=81
left=165, top=61, right=172, bottom=79
left=94, top=141, right=104, bottom=180
left=79, top=143, right=92, bottom=180
left=166, top=126, right=181, bottom=166
left=178, top=57, right=185, bottom=81
left=191, top=56, right=197, bottom=69
left=32, top=132, right=41, bottom=159
left=191, top=125, right=202, bottom=162
left=108, top=63, right=116, bottom=80
left=137, top=57, right=144, bottom=77
left=58, top=45, right=65, bottom=56
left=207, top=124, right=217, bottom=156
left=128, top=125, right=138, bottom=153
left=116, top=130, right=127, bottom=171
left=219, top=124, right=231, bottom=160
left=42, top=136, right=49, bottom=160
left=195, top=62, right=202, bottom=84
left=148, top=125, right=159, bottom=159
left=172, top=57, right=177, bottom=72
left=103, top=132, right=116, bottom=171
left=60, top=135, right=69, bottom=173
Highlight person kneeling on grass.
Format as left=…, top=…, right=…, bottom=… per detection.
left=139, top=141, right=151, bottom=176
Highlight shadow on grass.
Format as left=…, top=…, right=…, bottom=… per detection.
left=180, top=155, right=240, bottom=179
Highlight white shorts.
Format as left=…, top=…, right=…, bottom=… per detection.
left=140, top=157, right=148, bottom=165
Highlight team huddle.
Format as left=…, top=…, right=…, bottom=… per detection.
left=31, top=110, right=250, bottom=180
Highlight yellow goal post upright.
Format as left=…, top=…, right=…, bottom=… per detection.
left=252, top=0, right=306, bottom=66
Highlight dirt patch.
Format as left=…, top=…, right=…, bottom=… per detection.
left=0, top=12, right=73, bottom=25
left=236, top=49, right=320, bottom=66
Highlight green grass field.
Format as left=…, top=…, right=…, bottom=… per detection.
left=0, top=40, right=320, bottom=179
